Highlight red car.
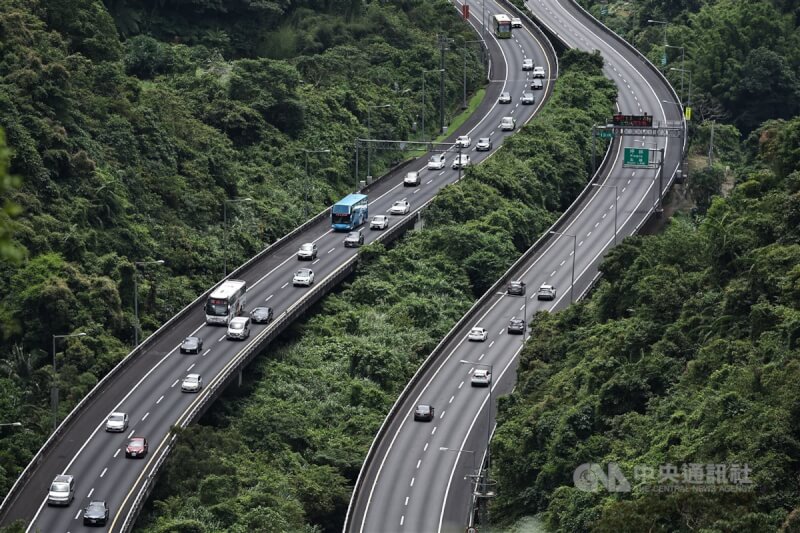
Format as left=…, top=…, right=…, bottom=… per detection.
left=125, top=437, right=148, bottom=458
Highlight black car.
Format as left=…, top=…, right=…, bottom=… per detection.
left=179, top=336, right=203, bottom=354
left=83, top=500, right=109, bottom=526
left=508, top=318, right=526, bottom=335
left=531, top=79, right=543, bottom=90
left=250, top=306, right=274, bottom=324
left=507, top=280, right=526, bottom=296
left=414, top=404, right=435, bottom=422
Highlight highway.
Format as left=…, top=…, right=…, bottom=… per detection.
left=0, top=1, right=554, bottom=531
left=346, top=0, right=684, bottom=531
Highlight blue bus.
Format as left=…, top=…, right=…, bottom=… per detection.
left=332, top=193, right=369, bottom=231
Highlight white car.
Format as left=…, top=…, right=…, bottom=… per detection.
left=476, top=137, right=492, bottom=151
left=511, top=17, right=522, bottom=28
left=521, top=92, right=536, bottom=105
left=226, top=316, right=250, bottom=340
left=471, top=369, right=492, bottom=387
left=468, top=326, right=488, bottom=342
left=452, top=154, right=471, bottom=169
left=293, top=268, right=315, bottom=286
left=532, top=66, right=546, bottom=79
left=498, top=92, right=512, bottom=104
left=427, top=153, right=447, bottom=170
left=370, top=215, right=389, bottom=230
left=181, top=373, right=203, bottom=392
left=404, top=171, right=421, bottom=187
left=389, top=200, right=410, bottom=215
left=522, top=58, right=534, bottom=71
left=537, top=284, right=557, bottom=301
left=500, top=116, right=516, bottom=131
left=105, top=412, right=128, bottom=432
left=455, top=135, right=471, bottom=148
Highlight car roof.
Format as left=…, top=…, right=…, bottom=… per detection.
left=230, top=316, right=247, bottom=322
left=109, top=412, right=125, bottom=417
left=297, top=268, right=311, bottom=273
left=300, top=242, right=314, bottom=248
left=416, top=404, right=431, bottom=410
left=186, top=373, right=200, bottom=379
left=471, top=326, right=485, bottom=331
left=474, top=369, right=488, bottom=375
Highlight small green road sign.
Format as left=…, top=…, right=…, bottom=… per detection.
left=600, top=5, right=608, bottom=15
left=661, top=53, right=667, bottom=66
left=624, top=147, right=650, bottom=166
left=597, top=130, right=614, bottom=139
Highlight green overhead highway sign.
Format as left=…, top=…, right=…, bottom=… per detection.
left=597, top=130, right=614, bottom=139
left=624, top=147, right=650, bottom=166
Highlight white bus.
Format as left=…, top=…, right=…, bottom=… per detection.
left=205, top=279, right=247, bottom=325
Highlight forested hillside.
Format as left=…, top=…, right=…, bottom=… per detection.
left=133, top=50, right=616, bottom=532
left=0, top=0, right=484, bottom=500
left=492, top=1, right=800, bottom=531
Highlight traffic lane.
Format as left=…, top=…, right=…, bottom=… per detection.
left=364, top=292, right=532, bottom=530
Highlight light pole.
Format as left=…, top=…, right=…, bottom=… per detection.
left=669, top=67, right=692, bottom=108
left=52, top=332, right=87, bottom=431
left=439, top=447, right=477, bottom=477
left=462, top=39, right=485, bottom=109
left=664, top=45, right=685, bottom=101
left=0, top=422, right=22, bottom=428
left=592, top=184, right=618, bottom=245
left=549, top=231, right=576, bottom=303
left=366, top=104, right=392, bottom=181
left=223, top=197, right=253, bottom=277
left=134, top=259, right=165, bottom=347
left=302, top=148, right=330, bottom=218
left=421, top=69, right=444, bottom=143
left=647, top=19, right=668, bottom=66
left=459, top=360, right=493, bottom=471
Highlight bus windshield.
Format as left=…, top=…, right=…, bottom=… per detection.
left=332, top=212, right=351, bottom=225
left=205, top=298, right=229, bottom=317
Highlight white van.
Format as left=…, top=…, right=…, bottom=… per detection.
left=500, top=116, right=516, bottom=131
left=48, top=475, right=74, bottom=506
left=427, top=153, right=447, bottom=170
left=227, top=316, right=251, bottom=340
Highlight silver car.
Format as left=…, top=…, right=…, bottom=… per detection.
left=476, top=137, right=492, bottom=151
left=498, top=92, right=512, bottom=104
left=181, top=373, right=203, bottom=392
left=293, top=268, right=315, bottom=286
left=226, top=316, right=250, bottom=340
left=471, top=369, right=491, bottom=387
left=48, top=475, right=74, bottom=506
left=521, top=92, right=535, bottom=105
left=105, top=412, right=128, bottom=432
left=537, top=284, right=557, bottom=301
left=297, top=242, right=317, bottom=260
left=370, top=215, right=389, bottom=230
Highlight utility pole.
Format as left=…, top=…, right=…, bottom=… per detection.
left=438, top=35, right=449, bottom=135
left=708, top=123, right=715, bottom=168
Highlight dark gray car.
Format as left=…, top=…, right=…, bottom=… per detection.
left=179, top=336, right=203, bottom=354
left=83, top=500, right=108, bottom=526
left=249, top=306, right=274, bottom=324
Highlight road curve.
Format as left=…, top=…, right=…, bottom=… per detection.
left=345, top=0, right=684, bottom=531
left=0, top=3, right=551, bottom=532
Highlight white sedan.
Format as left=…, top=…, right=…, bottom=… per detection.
left=370, top=215, right=389, bottom=229
left=389, top=200, right=410, bottom=215
left=511, top=17, right=522, bottom=28
left=455, top=135, right=471, bottom=148
left=468, top=326, right=488, bottom=342
left=293, top=268, right=315, bottom=286
left=532, top=66, right=546, bottom=79
left=181, top=373, right=203, bottom=393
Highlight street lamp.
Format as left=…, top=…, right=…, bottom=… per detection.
left=549, top=231, right=576, bottom=303
left=134, top=259, right=165, bottom=347
left=0, top=422, right=22, bottom=428
left=669, top=67, right=693, bottom=108
left=366, top=104, right=393, bottom=181
left=459, top=360, right=493, bottom=471
left=302, top=148, right=330, bottom=218
left=647, top=19, right=668, bottom=65
left=462, top=39, right=485, bottom=109
left=52, top=332, right=88, bottom=431
left=421, top=69, right=444, bottom=142
left=223, top=197, right=253, bottom=277
left=439, top=447, right=477, bottom=476
left=664, top=45, right=685, bottom=100
left=592, top=184, right=618, bottom=245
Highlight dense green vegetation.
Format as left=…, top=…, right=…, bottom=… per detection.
left=490, top=1, right=800, bottom=531
left=0, top=0, right=485, bottom=501
left=133, top=50, right=615, bottom=532
left=493, top=115, right=800, bottom=532
left=580, top=0, right=800, bottom=132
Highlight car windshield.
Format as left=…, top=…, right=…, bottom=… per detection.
left=129, top=439, right=143, bottom=446
left=88, top=503, right=104, bottom=511
left=183, top=338, right=195, bottom=344
left=230, top=322, right=243, bottom=329
left=51, top=482, right=69, bottom=491
left=296, top=270, right=308, bottom=276
left=109, top=414, right=123, bottom=422
left=300, top=244, right=313, bottom=251
left=186, top=376, right=198, bottom=383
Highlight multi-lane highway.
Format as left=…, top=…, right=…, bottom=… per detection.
left=1, top=2, right=554, bottom=531
left=346, top=0, right=684, bottom=531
